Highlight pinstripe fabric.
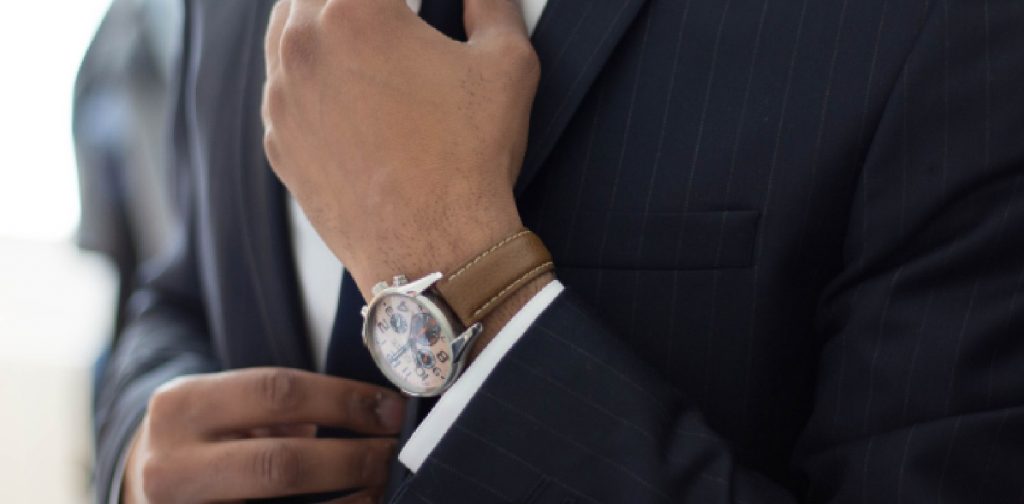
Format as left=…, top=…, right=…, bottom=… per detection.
left=406, top=0, right=1024, bottom=502
left=93, top=0, right=1024, bottom=502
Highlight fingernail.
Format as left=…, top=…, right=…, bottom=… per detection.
left=375, top=392, right=405, bottom=431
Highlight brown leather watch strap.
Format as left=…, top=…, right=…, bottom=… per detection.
left=434, top=229, right=554, bottom=327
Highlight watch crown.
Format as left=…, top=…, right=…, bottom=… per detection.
left=372, top=282, right=389, bottom=296
left=360, top=305, right=369, bottom=318
left=393, top=275, right=409, bottom=286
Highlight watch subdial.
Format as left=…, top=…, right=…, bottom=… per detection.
left=410, top=312, right=441, bottom=347
left=390, top=312, right=408, bottom=334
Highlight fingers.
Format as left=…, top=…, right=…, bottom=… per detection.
left=201, top=368, right=405, bottom=435
left=464, top=0, right=529, bottom=43
left=152, top=369, right=406, bottom=439
left=195, top=437, right=395, bottom=501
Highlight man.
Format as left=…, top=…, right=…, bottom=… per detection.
left=93, top=0, right=1024, bottom=502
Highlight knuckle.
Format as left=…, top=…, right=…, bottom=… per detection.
left=147, top=388, right=180, bottom=428
left=146, top=391, right=171, bottom=420
left=262, top=80, right=285, bottom=122
left=507, top=38, right=541, bottom=78
left=270, top=0, right=290, bottom=19
left=321, top=0, right=374, bottom=25
left=321, top=0, right=354, bottom=21
left=267, top=0, right=292, bottom=32
left=484, top=34, right=540, bottom=84
left=147, top=375, right=200, bottom=433
left=259, top=368, right=304, bottom=413
left=261, top=84, right=286, bottom=167
left=279, top=22, right=319, bottom=73
left=263, top=131, right=281, bottom=168
left=140, top=455, right=176, bottom=502
left=255, top=442, right=303, bottom=491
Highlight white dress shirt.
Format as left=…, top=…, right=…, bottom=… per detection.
left=289, top=0, right=556, bottom=474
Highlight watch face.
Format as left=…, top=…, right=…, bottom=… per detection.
left=366, top=293, right=455, bottom=395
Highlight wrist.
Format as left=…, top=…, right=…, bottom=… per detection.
left=350, top=208, right=524, bottom=301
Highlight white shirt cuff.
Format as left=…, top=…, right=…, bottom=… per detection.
left=398, top=280, right=565, bottom=473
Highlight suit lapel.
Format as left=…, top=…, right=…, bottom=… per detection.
left=516, top=0, right=652, bottom=195
left=194, top=0, right=313, bottom=371
left=237, top=0, right=315, bottom=371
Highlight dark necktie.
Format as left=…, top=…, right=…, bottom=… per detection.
left=322, top=272, right=388, bottom=385
left=419, top=0, right=468, bottom=41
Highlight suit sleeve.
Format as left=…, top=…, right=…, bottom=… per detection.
left=395, top=2, right=1024, bottom=502
left=92, top=5, right=220, bottom=502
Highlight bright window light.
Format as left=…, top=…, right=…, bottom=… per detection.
left=0, top=0, right=113, bottom=242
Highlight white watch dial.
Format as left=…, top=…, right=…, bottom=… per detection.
left=369, top=293, right=454, bottom=395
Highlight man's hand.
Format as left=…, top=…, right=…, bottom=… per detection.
left=122, top=368, right=406, bottom=503
left=262, top=0, right=541, bottom=301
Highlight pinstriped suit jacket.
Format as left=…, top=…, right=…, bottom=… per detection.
left=93, top=0, right=1024, bottom=502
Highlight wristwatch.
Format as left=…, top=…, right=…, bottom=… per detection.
left=360, top=229, right=554, bottom=397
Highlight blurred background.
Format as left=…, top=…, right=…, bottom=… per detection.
left=0, top=0, right=179, bottom=501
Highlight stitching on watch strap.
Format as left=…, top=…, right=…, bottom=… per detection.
left=470, top=261, right=554, bottom=319
left=446, top=230, right=532, bottom=283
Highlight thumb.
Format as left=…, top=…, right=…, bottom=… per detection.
left=463, top=0, right=529, bottom=43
